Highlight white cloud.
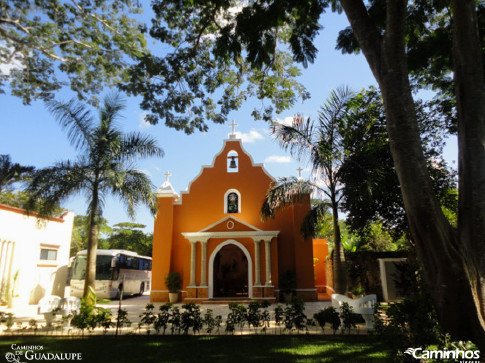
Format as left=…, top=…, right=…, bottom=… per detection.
left=264, top=155, right=292, bottom=163
left=0, top=47, right=24, bottom=76
left=234, top=129, right=264, bottom=143
left=138, top=112, right=151, bottom=128
left=273, top=116, right=295, bottom=126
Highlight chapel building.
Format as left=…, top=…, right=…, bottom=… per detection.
left=150, top=131, right=328, bottom=303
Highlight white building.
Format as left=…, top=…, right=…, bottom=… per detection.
left=0, top=203, right=74, bottom=307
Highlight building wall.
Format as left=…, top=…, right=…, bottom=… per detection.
left=0, top=204, right=74, bottom=307
left=151, top=139, right=318, bottom=302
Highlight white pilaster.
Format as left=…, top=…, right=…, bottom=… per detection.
left=189, top=241, right=197, bottom=286
left=200, top=240, right=208, bottom=286
left=264, top=238, right=273, bottom=286
left=254, top=240, right=261, bottom=285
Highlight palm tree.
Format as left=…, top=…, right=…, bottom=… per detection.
left=0, top=155, right=34, bottom=193
left=27, top=93, right=163, bottom=298
left=261, top=87, right=353, bottom=295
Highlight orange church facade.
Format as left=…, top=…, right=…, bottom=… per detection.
left=151, top=134, right=327, bottom=303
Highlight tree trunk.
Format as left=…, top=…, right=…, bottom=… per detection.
left=340, top=0, right=485, bottom=348
left=83, top=191, right=99, bottom=299
left=452, top=0, right=485, bottom=346
left=331, top=194, right=347, bottom=295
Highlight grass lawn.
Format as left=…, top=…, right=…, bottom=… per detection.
left=0, top=335, right=393, bottom=362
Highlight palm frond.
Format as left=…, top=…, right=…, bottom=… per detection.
left=26, top=161, right=90, bottom=218
left=99, top=93, right=126, bottom=129
left=270, top=115, right=316, bottom=163
left=0, top=154, right=35, bottom=192
left=47, top=99, right=94, bottom=150
left=300, top=200, right=331, bottom=239
left=261, top=177, right=314, bottom=221
left=109, top=168, right=157, bottom=219
left=118, top=132, right=165, bottom=161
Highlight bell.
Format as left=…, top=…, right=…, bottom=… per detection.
left=229, top=156, right=237, bottom=169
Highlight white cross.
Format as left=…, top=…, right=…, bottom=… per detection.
left=297, top=167, right=303, bottom=179
left=229, top=119, right=238, bottom=137
left=164, top=171, right=172, bottom=183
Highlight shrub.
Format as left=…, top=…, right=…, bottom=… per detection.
left=139, top=303, right=156, bottom=334
left=313, top=306, right=341, bottom=334
left=180, top=303, right=202, bottom=335
left=154, top=303, right=171, bottom=335
left=165, top=272, right=182, bottom=293
left=283, top=296, right=307, bottom=333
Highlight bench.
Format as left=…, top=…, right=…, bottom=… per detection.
left=331, top=293, right=377, bottom=329
left=37, top=296, right=81, bottom=328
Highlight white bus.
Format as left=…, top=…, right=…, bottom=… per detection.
left=70, top=249, right=152, bottom=299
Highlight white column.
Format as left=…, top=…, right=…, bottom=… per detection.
left=264, top=238, right=272, bottom=286
left=253, top=240, right=261, bottom=285
left=189, top=241, right=197, bottom=286
left=200, top=240, right=208, bottom=286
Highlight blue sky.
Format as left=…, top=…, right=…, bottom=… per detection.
left=0, top=9, right=457, bottom=233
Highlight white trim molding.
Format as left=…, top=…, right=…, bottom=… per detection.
left=182, top=230, right=279, bottom=242
left=200, top=215, right=261, bottom=233
left=208, top=239, right=253, bottom=299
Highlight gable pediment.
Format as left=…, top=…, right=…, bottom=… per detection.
left=201, top=216, right=260, bottom=233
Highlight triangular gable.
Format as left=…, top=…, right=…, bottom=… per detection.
left=200, top=216, right=261, bottom=233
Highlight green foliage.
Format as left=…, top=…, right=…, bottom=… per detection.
left=168, top=305, right=181, bottom=335
left=227, top=303, right=247, bottom=334
left=70, top=215, right=111, bottom=257
left=120, top=1, right=313, bottom=133
left=116, top=308, right=131, bottom=330
left=26, top=93, right=163, bottom=295
left=180, top=303, right=203, bottom=335
left=339, top=302, right=358, bottom=334
left=154, top=303, right=171, bottom=335
left=374, top=294, right=442, bottom=357
left=313, top=306, right=341, bottom=334
left=71, top=300, right=94, bottom=332
left=165, top=271, right=182, bottom=293
left=0, top=190, right=66, bottom=218
left=283, top=297, right=307, bottom=333
left=339, top=87, right=457, bottom=237
left=0, top=155, right=34, bottom=193
left=139, top=303, right=156, bottom=334
left=106, top=223, right=153, bottom=257
left=202, top=309, right=222, bottom=335
left=0, top=1, right=147, bottom=105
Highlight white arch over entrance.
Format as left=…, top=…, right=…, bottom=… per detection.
left=208, top=239, right=253, bottom=299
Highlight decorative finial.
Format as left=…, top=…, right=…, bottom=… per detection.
left=164, top=171, right=172, bottom=184
left=297, top=167, right=303, bottom=180
left=229, top=120, right=238, bottom=139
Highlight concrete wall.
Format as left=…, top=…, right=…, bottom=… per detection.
left=0, top=204, right=74, bottom=307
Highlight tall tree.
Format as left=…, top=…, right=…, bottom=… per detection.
left=106, top=222, right=153, bottom=257
left=262, top=87, right=353, bottom=294
left=120, top=1, right=311, bottom=133
left=336, top=0, right=485, bottom=346
left=339, top=87, right=457, bottom=237
left=0, top=154, right=34, bottom=193
left=70, top=215, right=111, bottom=257
left=27, top=93, right=163, bottom=298
left=141, top=0, right=485, bottom=346
left=0, top=0, right=147, bottom=105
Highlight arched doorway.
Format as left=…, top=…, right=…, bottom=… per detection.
left=213, top=244, right=248, bottom=297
